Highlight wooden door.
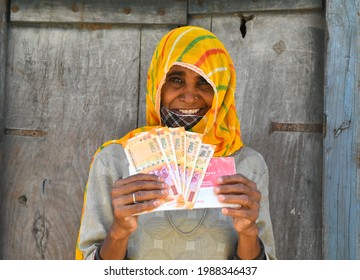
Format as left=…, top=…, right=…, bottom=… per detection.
left=0, top=0, right=328, bottom=259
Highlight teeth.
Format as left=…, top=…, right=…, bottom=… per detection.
left=179, top=109, right=200, bottom=115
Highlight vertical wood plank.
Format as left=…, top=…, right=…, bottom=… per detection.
left=323, top=0, right=360, bottom=259
left=0, top=0, right=8, bottom=259
left=211, top=11, right=325, bottom=259
left=0, top=26, right=141, bottom=259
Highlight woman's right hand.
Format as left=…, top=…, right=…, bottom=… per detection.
left=109, top=173, right=169, bottom=240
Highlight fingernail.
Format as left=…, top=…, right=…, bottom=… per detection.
left=154, top=200, right=161, bottom=207
left=161, top=189, right=169, bottom=195
left=214, top=187, right=220, bottom=193
left=217, top=177, right=223, bottom=183
left=222, top=208, right=228, bottom=214
left=158, top=177, right=164, bottom=182
left=218, top=195, right=225, bottom=201
left=162, top=183, right=169, bottom=189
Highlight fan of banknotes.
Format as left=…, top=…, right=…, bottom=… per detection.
left=123, top=126, right=237, bottom=212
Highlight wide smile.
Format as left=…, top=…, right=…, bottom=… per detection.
left=169, top=107, right=208, bottom=116
left=177, top=109, right=201, bottom=115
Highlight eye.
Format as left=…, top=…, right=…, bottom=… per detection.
left=169, top=77, right=183, bottom=84
left=198, top=77, right=211, bottom=87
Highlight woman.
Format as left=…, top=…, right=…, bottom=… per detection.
left=76, top=26, right=276, bottom=260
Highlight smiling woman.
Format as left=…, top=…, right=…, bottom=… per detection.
left=76, top=26, right=276, bottom=260
left=161, top=65, right=215, bottom=116
left=160, top=65, right=214, bottom=130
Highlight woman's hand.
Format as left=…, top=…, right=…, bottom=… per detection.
left=99, top=173, right=169, bottom=260
left=214, top=174, right=263, bottom=259
left=110, top=173, right=169, bottom=240
left=214, top=174, right=261, bottom=236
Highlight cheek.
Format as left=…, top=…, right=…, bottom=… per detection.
left=161, top=85, right=178, bottom=107
left=160, top=87, right=170, bottom=107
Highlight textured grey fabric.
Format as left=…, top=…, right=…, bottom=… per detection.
left=78, top=144, right=276, bottom=260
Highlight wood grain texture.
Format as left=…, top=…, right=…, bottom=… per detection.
left=0, top=1, right=340, bottom=260
left=0, top=26, right=141, bottom=259
left=189, top=0, right=322, bottom=14
left=10, top=0, right=187, bottom=25
left=211, top=11, right=325, bottom=259
left=323, top=0, right=360, bottom=259
left=0, top=0, right=8, bottom=252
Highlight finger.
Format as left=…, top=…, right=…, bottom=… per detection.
left=121, top=189, right=170, bottom=205
left=114, top=173, right=163, bottom=187
left=214, top=184, right=261, bottom=203
left=132, top=188, right=170, bottom=204
left=218, top=194, right=260, bottom=210
left=214, top=183, right=251, bottom=195
left=217, top=174, right=256, bottom=188
left=221, top=207, right=258, bottom=220
left=114, top=199, right=165, bottom=217
left=112, top=179, right=168, bottom=197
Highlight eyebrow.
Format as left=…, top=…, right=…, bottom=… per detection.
left=166, top=71, right=185, bottom=77
left=166, top=71, right=206, bottom=81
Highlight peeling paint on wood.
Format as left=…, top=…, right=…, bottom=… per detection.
left=323, top=0, right=360, bottom=260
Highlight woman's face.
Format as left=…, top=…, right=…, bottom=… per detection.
left=161, top=65, right=214, bottom=116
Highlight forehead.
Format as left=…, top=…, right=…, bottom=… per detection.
left=167, top=65, right=203, bottom=78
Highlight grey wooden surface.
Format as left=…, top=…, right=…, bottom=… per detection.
left=10, top=0, right=187, bottom=25
left=188, top=0, right=322, bottom=13
left=1, top=0, right=355, bottom=260
left=212, top=11, right=325, bottom=259
left=0, top=0, right=6, bottom=187
left=323, top=0, right=360, bottom=259
left=0, top=25, right=141, bottom=259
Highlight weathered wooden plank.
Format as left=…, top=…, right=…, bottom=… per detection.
left=211, top=11, right=325, bottom=259
left=0, top=2, right=333, bottom=262
left=323, top=0, right=360, bottom=259
left=0, top=0, right=6, bottom=127
left=0, top=26, right=141, bottom=259
left=188, top=14, right=212, bottom=30
left=10, top=0, right=187, bottom=25
left=0, top=0, right=8, bottom=259
left=189, top=0, right=322, bottom=14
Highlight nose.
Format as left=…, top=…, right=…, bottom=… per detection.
left=179, top=85, right=199, bottom=103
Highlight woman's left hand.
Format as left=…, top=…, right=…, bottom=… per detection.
left=214, top=174, right=261, bottom=236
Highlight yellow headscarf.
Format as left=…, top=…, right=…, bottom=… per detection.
left=97, top=26, right=243, bottom=157
left=76, top=26, right=243, bottom=259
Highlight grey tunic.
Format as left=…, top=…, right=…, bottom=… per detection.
left=78, top=144, right=276, bottom=260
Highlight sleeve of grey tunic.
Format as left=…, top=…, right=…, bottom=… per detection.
left=77, top=144, right=276, bottom=260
